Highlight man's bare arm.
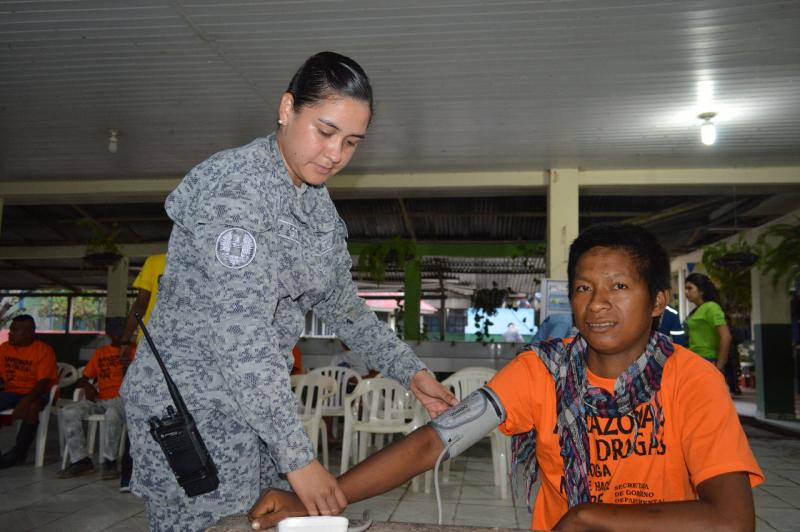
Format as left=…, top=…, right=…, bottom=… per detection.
left=248, top=426, right=445, bottom=529
left=555, top=471, right=754, bottom=532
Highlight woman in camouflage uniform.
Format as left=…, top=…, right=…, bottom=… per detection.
left=121, top=51, right=456, bottom=532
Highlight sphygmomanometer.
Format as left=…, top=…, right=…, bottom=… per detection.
left=427, top=386, right=507, bottom=524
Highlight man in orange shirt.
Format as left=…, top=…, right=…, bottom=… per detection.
left=57, top=318, right=133, bottom=479
left=249, top=224, right=763, bottom=531
left=0, top=314, right=58, bottom=468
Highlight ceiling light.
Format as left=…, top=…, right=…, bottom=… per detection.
left=698, top=112, right=717, bottom=146
left=108, top=128, right=119, bottom=154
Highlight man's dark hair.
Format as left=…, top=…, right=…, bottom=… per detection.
left=12, top=314, right=36, bottom=330
left=567, top=223, right=671, bottom=303
left=105, top=316, right=126, bottom=338
left=286, top=51, right=374, bottom=122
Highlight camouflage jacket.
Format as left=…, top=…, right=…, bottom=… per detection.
left=121, top=134, right=427, bottom=473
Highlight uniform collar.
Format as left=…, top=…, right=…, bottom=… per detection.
left=268, top=133, right=310, bottom=197
left=267, top=133, right=329, bottom=225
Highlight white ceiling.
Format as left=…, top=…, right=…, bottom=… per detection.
left=2, top=0, right=800, bottom=181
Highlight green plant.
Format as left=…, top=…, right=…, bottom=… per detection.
left=472, top=282, right=512, bottom=343
left=511, top=242, right=547, bottom=268
left=358, top=237, right=417, bottom=285
left=701, top=238, right=757, bottom=320
left=756, top=217, right=800, bottom=288
left=78, top=218, right=123, bottom=267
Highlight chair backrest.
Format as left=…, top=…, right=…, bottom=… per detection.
left=57, top=362, right=78, bottom=388
left=309, top=365, right=362, bottom=412
left=350, top=377, right=417, bottom=425
left=293, top=374, right=337, bottom=419
left=442, top=367, right=497, bottom=400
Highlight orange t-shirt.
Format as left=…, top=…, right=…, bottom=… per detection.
left=0, top=339, right=58, bottom=395
left=83, top=344, right=135, bottom=400
left=291, top=345, right=303, bottom=375
left=489, top=344, right=763, bottom=531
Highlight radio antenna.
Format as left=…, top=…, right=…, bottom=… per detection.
left=135, top=313, right=191, bottom=418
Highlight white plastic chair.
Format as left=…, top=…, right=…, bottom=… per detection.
left=0, top=361, right=75, bottom=467
left=57, top=362, right=79, bottom=388
left=441, top=367, right=511, bottom=499
left=340, top=377, right=423, bottom=474
left=309, top=365, right=362, bottom=438
left=59, top=386, right=128, bottom=469
left=0, top=383, right=58, bottom=467
left=291, top=374, right=337, bottom=469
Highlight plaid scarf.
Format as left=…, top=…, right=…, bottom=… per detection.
left=510, top=331, right=674, bottom=510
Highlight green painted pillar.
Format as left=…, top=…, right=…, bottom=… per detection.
left=403, top=257, right=421, bottom=340
left=751, top=265, right=795, bottom=419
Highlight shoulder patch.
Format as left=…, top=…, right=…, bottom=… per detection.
left=215, top=227, right=257, bottom=269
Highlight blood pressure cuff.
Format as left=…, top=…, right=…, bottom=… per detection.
left=428, top=386, right=506, bottom=460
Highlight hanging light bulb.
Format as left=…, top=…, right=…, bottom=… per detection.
left=698, top=112, right=717, bottom=146
left=108, top=128, right=119, bottom=154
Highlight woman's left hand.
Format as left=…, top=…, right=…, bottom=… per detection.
left=285, top=459, right=347, bottom=517
left=410, top=370, right=458, bottom=419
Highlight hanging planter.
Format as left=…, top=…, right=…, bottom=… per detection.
left=471, top=282, right=513, bottom=343
left=712, top=251, right=759, bottom=271
left=79, top=219, right=123, bottom=268
left=358, top=237, right=417, bottom=285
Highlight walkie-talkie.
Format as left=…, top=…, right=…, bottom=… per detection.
left=135, top=313, right=219, bottom=497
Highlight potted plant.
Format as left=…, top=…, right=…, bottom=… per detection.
left=756, top=217, right=800, bottom=288
left=358, top=237, right=417, bottom=285
left=79, top=219, right=123, bottom=268
left=472, top=282, right=512, bottom=343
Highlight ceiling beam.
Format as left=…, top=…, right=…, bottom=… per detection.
left=1, top=166, right=798, bottom=205
left=0, top=241, right=538, bottom=260
left=1, top=259, right=82, bottom=292
left=0, top=243, right=167, bottom=260
left=579, top=167, right=800, bottom=194
left=397, top=198, right=417, bottom=241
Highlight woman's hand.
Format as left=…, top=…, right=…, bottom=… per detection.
left=285, top=459, right=348, bottom=517
left=248, top=488, right=306, bottom=530
left=410, top=370, right=458, bottom=419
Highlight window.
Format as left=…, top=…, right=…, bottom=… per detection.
left=446, top=309, right=468, bottom=334
left=69, top=296, right=107, bottom=333
left=303, top=311, right=335, bottom=337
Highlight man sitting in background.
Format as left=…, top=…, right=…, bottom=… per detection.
left=0, top=314, right=58, bottom=468
left=57, top=318, right=133, bottom=479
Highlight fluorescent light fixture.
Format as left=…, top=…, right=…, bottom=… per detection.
left=698, top=112, right=717, bottom=146
left=108, top=128, right=119, bottom=154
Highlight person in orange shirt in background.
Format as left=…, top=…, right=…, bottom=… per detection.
left=291, top=345, right=304, bottom=375
left=250, top=223, right=763, bottom=532
left=57, top=318, right=133, bottom=479
left=0, top=314, right=58, bottom=468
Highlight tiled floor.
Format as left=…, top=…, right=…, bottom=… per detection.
left=1, top=408, right=799, bottom=531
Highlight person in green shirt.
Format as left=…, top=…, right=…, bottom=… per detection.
left=685, top=273, right=732, bottom=371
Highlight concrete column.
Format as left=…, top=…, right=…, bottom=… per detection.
left=403, top=257, right=421, bottom=341
left=106, top=256, right=130, bottom=318
left=546, top=169, right=580, bottom=279
left=751, top=264, right=795, bottom=419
